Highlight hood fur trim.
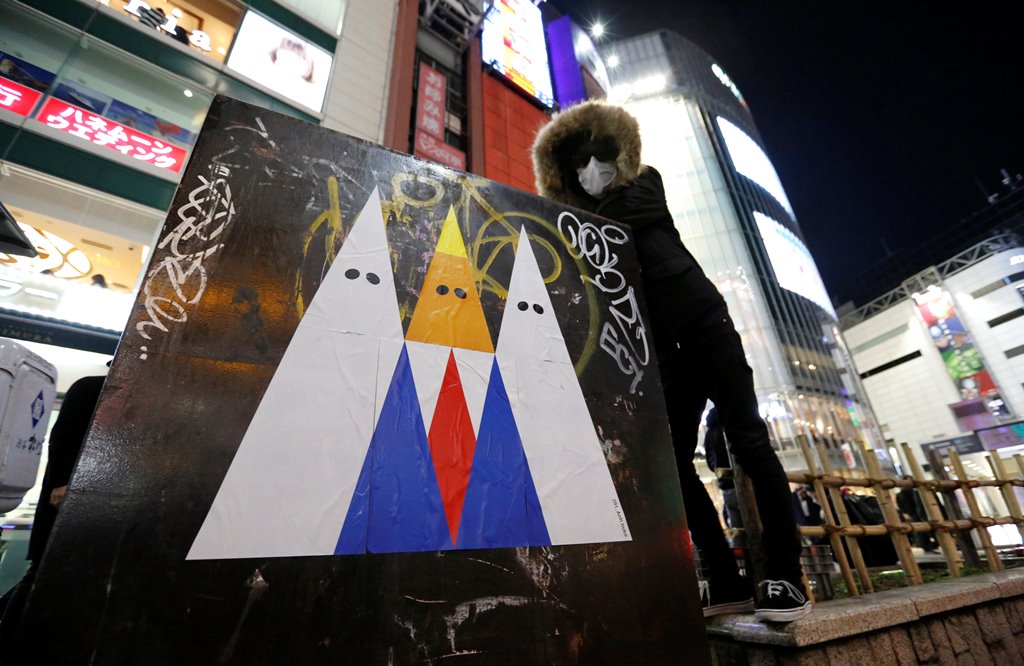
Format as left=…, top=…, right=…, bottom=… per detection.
left=532, top=101, right=642, bottom=209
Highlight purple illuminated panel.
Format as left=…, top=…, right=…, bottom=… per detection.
left=545, top=16, right=610, bottom=107
left=976, top=422, right=1024, bottom=450
left=546, top=16, right=585, bottom=106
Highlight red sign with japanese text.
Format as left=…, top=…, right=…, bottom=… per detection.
left=0, top=76, right=42, bottom=117
left=416, top=63, right=447, bottom=140
left=415, top=132, right=466, bottom=172
left=35, top=99, right=187, bottom=173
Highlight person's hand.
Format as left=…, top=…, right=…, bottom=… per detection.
left=50, top=485, right=68, bottom=508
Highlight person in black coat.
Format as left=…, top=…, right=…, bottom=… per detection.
left=896, top=477, right=938, bottom=552
left=704, top=407, right=743, bottom=532
left=533, top=101, right=809, bottom=622
left=0, top=374, right=106, bottom=646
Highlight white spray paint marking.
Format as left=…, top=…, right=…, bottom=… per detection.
left=557, top=211, right=650, bottom=394
left=443, top=596, right=551, bottom=652
left=136, top=166, right=236, bottom=351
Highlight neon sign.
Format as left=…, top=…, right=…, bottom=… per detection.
left=122, top=0, right=214, bottom=52
left=711, top=63, right=745, bottom=106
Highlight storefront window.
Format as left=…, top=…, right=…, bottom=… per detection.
left=1, top=3, right=213, bottom=175
left=38, top=35, right=211, bottom=162
left=0, top=7, right=76, bottom=120
left=93, top=0, right=244, bottom=63
left=0, top=206, right=141, bottom=334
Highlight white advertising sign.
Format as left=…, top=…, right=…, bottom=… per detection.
left=226, top=11, right=333, bottom=114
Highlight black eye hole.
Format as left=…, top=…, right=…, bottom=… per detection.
left=454, top=287, right=467, bottom=299
left=517, top=301, right=529, bottom=311
left=533, top=304, right=544, bottom=314
left=366, top=272, right=380, bottom=285
left=345, top=268, right=360, bottom=280
left=436, top=284, right=449, bottom=295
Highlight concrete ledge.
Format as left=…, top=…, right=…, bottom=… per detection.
left=706, top=568, right=1024, bottom=648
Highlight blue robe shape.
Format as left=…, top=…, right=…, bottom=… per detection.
left=336, top=344, right=452, bottom=554
left=456, top=359, right=550, bottom=549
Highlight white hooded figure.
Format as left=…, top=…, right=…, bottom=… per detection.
left=188, top=186, right=404, bottom=559
left=494, top=230, right=631, bottom=546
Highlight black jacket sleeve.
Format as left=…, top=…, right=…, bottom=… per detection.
left=595, top=167, right=673, bottom=233
left=594, top=166, right=707, bottom=282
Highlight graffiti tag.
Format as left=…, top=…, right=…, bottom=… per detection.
left=558, top=211, right=649, bottom=393
left=136, top=167, right=236, bottom=349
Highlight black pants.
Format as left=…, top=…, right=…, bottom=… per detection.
left=647, top=276, right=802, bottom=583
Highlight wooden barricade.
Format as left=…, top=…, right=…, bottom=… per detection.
left=757, top=437, right=1024, bottom=596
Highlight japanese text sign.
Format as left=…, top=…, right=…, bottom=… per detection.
left=35, top=99, right=187, bottom=173
left=0, top=76, right=42, bottom=117
left=415, top=130, right=466, bottom=171
left=416, top=63, right=447, bottom=141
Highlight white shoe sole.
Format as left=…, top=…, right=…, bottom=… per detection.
left=754, top=602, right=812, bottom=623
left=703, top=599, right=755, bottom=618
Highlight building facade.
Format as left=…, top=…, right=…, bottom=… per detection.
left=842, top=234, right=1024, bottom=460
left=383, top=1, right=611, bottom=193
left=1, top=0, right=397, bottom=390
left=601, top=30, right=885, bottom=471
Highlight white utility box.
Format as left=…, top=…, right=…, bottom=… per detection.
left=0, top=339, right=57, bottom=513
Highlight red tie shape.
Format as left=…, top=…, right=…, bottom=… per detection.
left=427, top=350, right=478, bottom=546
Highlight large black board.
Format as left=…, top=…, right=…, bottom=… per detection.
left=17, top=97, right=708, bottom=665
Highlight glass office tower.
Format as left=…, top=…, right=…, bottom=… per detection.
left=602, top=31, right=886, bottom=471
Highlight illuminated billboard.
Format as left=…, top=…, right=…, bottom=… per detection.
left=717, top=116, right=795, bottom=221
left=754, top=212, right=836, bottom=318
left=912, top=285, right=998, bottom=401
left=226, top=11, right=334, bottom=114
left=481, top=0, right=555, bottom=108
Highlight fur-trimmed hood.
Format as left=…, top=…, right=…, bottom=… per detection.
left=532, top=101, right=643, bottom=210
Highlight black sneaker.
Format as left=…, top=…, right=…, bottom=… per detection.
left=700, top=576, right=755, bottom=618
left=754, top=578, right=812, bottom=622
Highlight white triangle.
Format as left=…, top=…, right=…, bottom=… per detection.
left=453, top=347, right=494, bottom=436
left=188, top=187, right=403, bottom=560
left=495, top=229, right=631, bottom=546
left=405, top=341, right=450, bottom=434
left=303, top=186, right=403, bottom=341
left=495, top=233, right=572, bottom=365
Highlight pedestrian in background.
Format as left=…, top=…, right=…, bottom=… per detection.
left=0, top=374, right=106, bottom=649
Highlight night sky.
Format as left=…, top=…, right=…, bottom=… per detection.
left=549, top=1, right=1024, bottom=303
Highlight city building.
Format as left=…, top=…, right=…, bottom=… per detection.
left=600, top=30, right=886, bottom=471
left=385, top=0, right=608, bottom=192
left=841, top=233, right=1024, bottom=463
left=1, top=0, right=398, bottom=390
left=840, top=231, right=1024, bottom=543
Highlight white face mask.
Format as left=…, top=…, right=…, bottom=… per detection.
left=576, top=156, right=618, bottom=198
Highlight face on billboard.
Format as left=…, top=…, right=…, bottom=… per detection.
left=481, top=0, right=555, bottom=108
left=226, top=11, right=333, bottom=114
